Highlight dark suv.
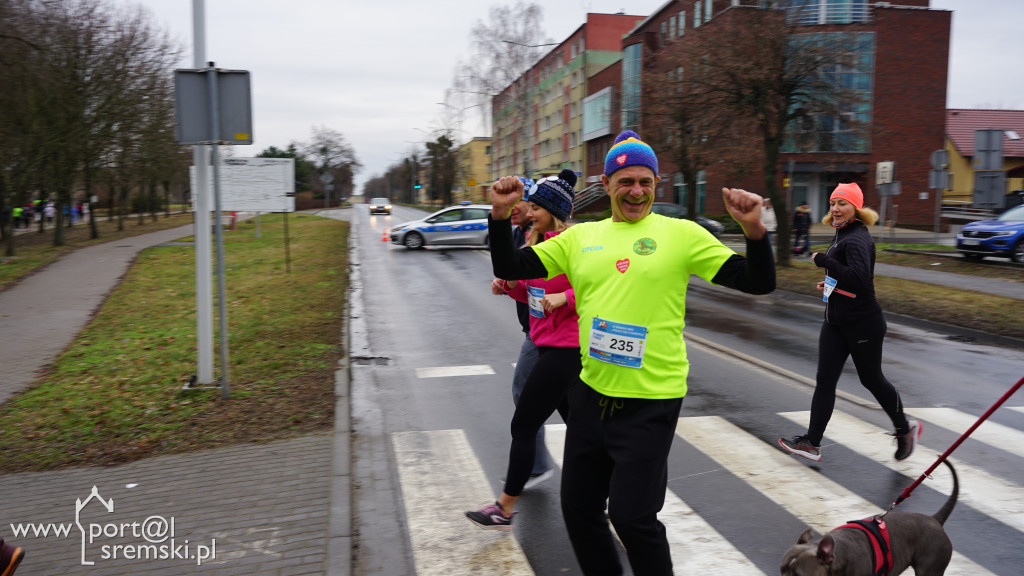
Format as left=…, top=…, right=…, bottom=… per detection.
left=956, top=204, right=1024, bottom=262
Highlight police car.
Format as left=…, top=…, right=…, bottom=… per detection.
left=389, top=202, right=492, bottom=249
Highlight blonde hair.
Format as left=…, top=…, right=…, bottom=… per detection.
left=526, top=215, right=571, bottom=247
left=821, top=206, right=879, bottom=227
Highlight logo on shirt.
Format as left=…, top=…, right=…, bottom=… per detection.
left=581, top=245, right=604, bottom=254
left=633, top=238, right=657, bottom=255
left=615, top=259, right=630, bottom=273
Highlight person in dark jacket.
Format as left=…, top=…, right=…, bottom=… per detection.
left=792, top=201, right=811, bottom=255
left=779, top=182, right=920, bottom=463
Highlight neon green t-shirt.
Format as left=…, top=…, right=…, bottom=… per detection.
left=532, top=214, right=734, bottom=399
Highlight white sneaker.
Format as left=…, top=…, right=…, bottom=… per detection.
left=522, top=469, right=554, bottom=490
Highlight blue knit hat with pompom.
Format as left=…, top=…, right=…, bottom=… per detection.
left=603, top=130, right=658, bottom=178
left=526, top=169, right=577, bottom=221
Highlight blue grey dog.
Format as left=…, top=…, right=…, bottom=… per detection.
left=781, top=460, right=958, bottom=576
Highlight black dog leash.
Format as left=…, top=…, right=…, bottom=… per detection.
left=888, top=374, right=1024, bottom=511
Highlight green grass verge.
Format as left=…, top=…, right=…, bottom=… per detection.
left=1, top=212, right=196, bottom=292
left=0, top=213, right=347, bottom=472
left=776, top=256, right=1024, bottom=341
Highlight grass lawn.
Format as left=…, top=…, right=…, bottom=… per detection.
left=0, top=213, right=347, bottom=472
left=777, top=252, right=1024, bottom=340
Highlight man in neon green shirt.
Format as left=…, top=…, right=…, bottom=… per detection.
left=488, top=131, right=775, bottom=575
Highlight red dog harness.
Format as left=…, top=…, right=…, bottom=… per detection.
left=836, top=517, right=892, bottom=576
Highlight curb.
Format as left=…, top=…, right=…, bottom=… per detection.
left=326, top=224, right=356, bottom=576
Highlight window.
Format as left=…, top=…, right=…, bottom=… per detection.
left=677, top=66, right=684, bottom=92
left=669, top=16, right=676, bottom=39
left=694, top=1, right=702, bottom=28
left=705, top=0, right=712, bottom=23
left=779, top=0, right=870, bottom=25
left=660, top=21, right=667, bottom=43
left=678, top=11, right=686, bottom=36
left=621, top=43, right=642, bottom=131
left=782, top=32, right=874, bottom=153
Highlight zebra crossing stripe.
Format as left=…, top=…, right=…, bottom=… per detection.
left=544, top=424, right=767, bottom=575
left=675, top=415, right=993, bottom=576
left=415, top=365, right=496, bottom=378
left=781, top=410, right=1024, bottom=535
left=391, top=430, right=534, bottom=576
left=910, top=407, right=1024, bottom=459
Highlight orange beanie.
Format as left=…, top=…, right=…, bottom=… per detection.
left=830, top=182, right=864, bottom=210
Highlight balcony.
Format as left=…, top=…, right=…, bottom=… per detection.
left=768, top=0, right=873, bottom=26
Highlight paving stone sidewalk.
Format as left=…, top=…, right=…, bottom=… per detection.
left=1, top=214, right=353, bottom=575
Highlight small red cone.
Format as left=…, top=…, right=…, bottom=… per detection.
left=381, top=227, right=389, bottom=242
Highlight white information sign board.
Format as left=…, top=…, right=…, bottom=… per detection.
left=190, top=157, right=295, bottom=212
left=875, top=161, right=895, bottom=185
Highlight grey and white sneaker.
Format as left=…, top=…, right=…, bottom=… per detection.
left=522, top=469, right=554, bottom=491
left=894, top=419, right=922, bottom=461
left=779, top=435, right=822, bottom=462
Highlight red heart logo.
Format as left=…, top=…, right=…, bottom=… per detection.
left=616, top=153, right=627, bottom=166
left=616, top=259, right=629, bottom=273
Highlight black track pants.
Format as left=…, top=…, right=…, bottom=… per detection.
left=808, top=312, right=908, bottom=445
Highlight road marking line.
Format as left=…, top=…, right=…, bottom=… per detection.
left=1009, top=406, right=1024, bottom=415
left=781, top=410, right=1024, bottom=536
left=678, top=415, right=992, bottom=576
left=392, top=429, right=534, bottom=576
left=911, top=406, right=1024, bottom=459
left=415, top=365, right=496, bottom=378
left=545, top=423, right=766, bottom=575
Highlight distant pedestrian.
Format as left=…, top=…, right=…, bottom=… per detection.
left=44, top=202, right=55, bottom=225
left=793, top=201, right=812, bottom=256
left=12, top=206, right=23, bottom=230
left=466, top=169, right=581, bottom=532
left=779, top=182, right=921, bottom=463
left=761, top=197, right=777, bottom=249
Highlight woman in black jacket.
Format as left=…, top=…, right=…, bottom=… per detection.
left=779, top=182, right=920, bottom=462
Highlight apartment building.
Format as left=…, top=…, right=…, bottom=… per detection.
left=621, top=0, right=951, bottom=226
left=491, top=13, right=646, bottom=183
left=455, top=137, right=493, bottom=203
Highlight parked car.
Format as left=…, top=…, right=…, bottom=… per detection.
left=369, top=197, right=392, bottom=215
left=649, top=202, right=725, bottom=237
left=389, top=204, right=491, bottom=249
left=956, top=204, right=1024, bottom=262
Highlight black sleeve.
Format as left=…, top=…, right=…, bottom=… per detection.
left=710, top=234, right=776, bottom=295
left=489, top=214, right=548, bottom=280
left=814, top=229, right=874, bottom=294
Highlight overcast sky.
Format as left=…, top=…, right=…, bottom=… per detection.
left=125, top=0, right=1024, bottom=193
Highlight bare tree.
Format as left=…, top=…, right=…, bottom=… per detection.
left=644, top=6, right=871, bottom=265
left=303, top=126, right=361, bottom=203
left=456, top=2, right=550, bottom=176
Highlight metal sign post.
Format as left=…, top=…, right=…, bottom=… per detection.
left=174, top=65, right=252, bottom=399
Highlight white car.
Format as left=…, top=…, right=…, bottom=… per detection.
left=389, top=203, right=491, bottom=249
left=369, top=197, right=392, bottom=215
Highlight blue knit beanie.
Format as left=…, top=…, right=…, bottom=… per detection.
left=518, top=176, right=536, bottom=197
left=526, top=169, right=577, bottom=221
left=604, top=130, right=658, bottom=178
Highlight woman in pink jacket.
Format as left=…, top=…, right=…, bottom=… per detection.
left=467, top=170, right=581, bottom=531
